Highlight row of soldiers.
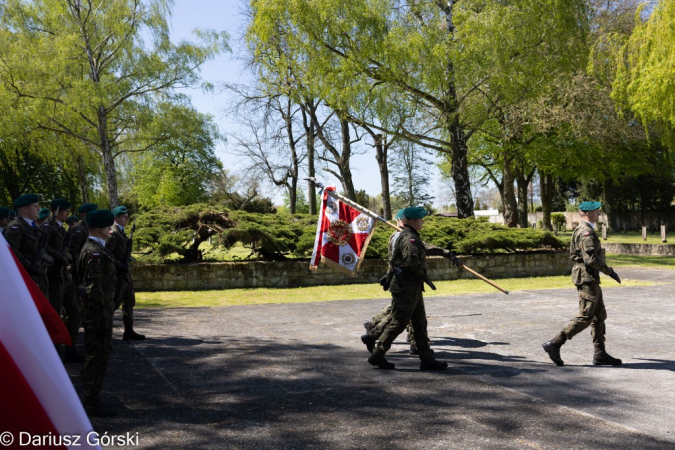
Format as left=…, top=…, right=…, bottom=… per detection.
left=1, top=194, right=145, bottom=417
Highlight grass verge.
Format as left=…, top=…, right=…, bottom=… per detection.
left=135, top=275, right=657, bottom=309
left=607, top=254, right=675, bottom=269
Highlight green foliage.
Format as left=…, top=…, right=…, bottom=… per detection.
left=551, top=214, right=567, bottom=230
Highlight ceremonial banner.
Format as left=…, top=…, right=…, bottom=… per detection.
left=310, top=186, right=377, bottom=276
left=0, top=234, right=99, bottom=449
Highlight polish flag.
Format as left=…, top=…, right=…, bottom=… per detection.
left=0, top=234, right=100, bottom=449
left=309, top=186, right=377, bottom=276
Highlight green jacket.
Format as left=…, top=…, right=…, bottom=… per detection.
left=77, top=239, right=118, bottom=322
left=570, top=221, right=611, bottom=285
left=389, top=225, right=428, bottom=293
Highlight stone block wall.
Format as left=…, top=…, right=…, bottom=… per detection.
left=132, top=252, right=573, bottom=292
left=603, top=243, right=675, bottom=256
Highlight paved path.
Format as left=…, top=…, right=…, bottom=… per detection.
left=69, top=268, right=675, bottom=449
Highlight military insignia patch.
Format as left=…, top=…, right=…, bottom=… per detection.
left=584, top=232, right=590, bottom=236
left=410, top=238, right=416, bottom=242
left=76, top=230, right=82, bottom=234
left=92, top=253, right=100, bottom=258
left=11, top=226, right=18, bottom=230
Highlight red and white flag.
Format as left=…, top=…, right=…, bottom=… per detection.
left=309, top=186, right=377, bottom=276
left=0, top=234, right=100, bottom=449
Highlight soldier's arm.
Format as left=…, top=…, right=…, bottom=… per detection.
left=81, top=255, right=108, bottom=317
left=399, top=235, right=425, bottom=277
left=66, top=227, right=85, bottom=261
left=579, top=233, right=612, bottom=274
left=105, top=232, right=120, bottom=260
left=4, top=226, right=32, bottom=269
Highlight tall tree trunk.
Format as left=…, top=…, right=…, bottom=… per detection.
left=502, top=153, right=519, bottom=227
left=602, top=178, right=616, bottom=232
left=302, top=102, right=318, bottom=215
left=539, top=170, right=553, bottom=231
left=284, top=104, right=299, bottom=214
left=339, top=119, right=356, bottom=200
left=98, top=107, right=119, bottom=207
left=515, top=167, right=535, bottom=228
left=439, top=0, right=473, bottom=218
left=374, top=134, right=392, bottom=220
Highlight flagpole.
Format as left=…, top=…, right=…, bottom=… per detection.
left=307, top=178, right=510, bottom=295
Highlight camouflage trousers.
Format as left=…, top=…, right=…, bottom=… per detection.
left=562, top=282, right=606, bottom=344
left=114, top=275, right=136, bottom=327
left=375, top=288, right=431, bottom=358
left=82, top=316, right=113, bottom=400
left=368, top=304, right=418, bottom=346
left=61, top=278, right=82, bottom=344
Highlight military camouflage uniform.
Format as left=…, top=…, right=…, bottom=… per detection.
left=105, top=223, right=137, bottom=331
left=563, top=221, right=613, bottom=343
left=44, top=218, right=68, bottom=314
left=66, top=221, right=90, bottom=285
left=77, top=239, right=117, bottom=402
left=374, top=225, right=432, bottom=358
left=3, top=217, right=50, bottom=298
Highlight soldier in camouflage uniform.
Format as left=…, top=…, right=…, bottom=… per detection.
left=3, top=194, right=50, bottom=298
left=77, top=209, right=118, bottom=417
left=542, top=201, right=622, bottom=367
left=367, top=207, right=448, bottom=371
left=106, top=206, right=145, bottom=341
left=37, top=208, right=51, bottom=226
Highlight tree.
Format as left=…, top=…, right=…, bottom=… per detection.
left=613, top=0, right=675, bottom=141
left=390, top=140, right=434, bottom=208
left=129, top=104, right=223, bottom=208
left=0, top=0, right=228, bottom=206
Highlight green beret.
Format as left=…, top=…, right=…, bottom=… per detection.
left=50, top=199, right=72, bottom=210
left=13, top=193, right=39, bottom=207
left=85, top=209, right=114, bottom=228
left=0, top=207, right=10, bottom=219
left=395, top=209, right=405, bottom=220
left=402, top=206, right=428, bottom=220
left=38, top=208, right=51, bottom=220
left=579, top=201, right=602, bottom=212
left=112, top=205, right=128, bottom=217
left=8, top=210, right=16, bottom=219
left=66, top=215, right=80, bottom=224
left=78, top=203, right=98, bottom=214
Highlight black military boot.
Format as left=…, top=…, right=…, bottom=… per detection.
left=542, top=332, right=567, bottom=366
left=84, top=396, right=119, bottom=418
left=368, top=349, right=395, bottom=370
left=409, top=344, right=434, bottom=356
left=420, top=357, right=448, bottom=371
left=64, top=344, right=85, bottom=363
left=593, top=343, right=622, bottom=366
left=123, top=320, right=145, bottom=341
left=361, top=334, right=375, bottom=353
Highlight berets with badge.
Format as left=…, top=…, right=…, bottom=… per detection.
left=50, top=199, right=72, bottom=210
left=0, top=207, right=10, bottom=219
left=85, top=209, right=115, bottom=228
left=579, top=201, right=602, bottom=212
left=402, top=206, right=428, bottom=219
left=38, top=208, right=51, bottom=220
left=112, top=205, right=128, bottom=217
left=78, top=203, right=98, bottom=214
left=13, top=193, right=39, bottom=207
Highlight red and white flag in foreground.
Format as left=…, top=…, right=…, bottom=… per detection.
left=0, top=234, right=99, bottom=450
left=310, top=186, right=377, bottom=276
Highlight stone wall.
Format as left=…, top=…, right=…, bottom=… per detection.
left=603, top=243, right=675, bottom=256
left=132, top=252, right=573, bottom=292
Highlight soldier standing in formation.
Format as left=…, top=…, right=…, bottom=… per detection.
left=542, top=201, right=623, bottom=367
left=106, top=206, right=145, bottom=341
left=0, top=207, right=11, bottom=232
left=44, top=199, right=71, bottom=320
left=3, top=194, right=50, bottom=298
left=77, top=209, right=119, bottom=417
left=367, top=207, right=448, bottom=371
left=37, top=208, right=51, bottom=226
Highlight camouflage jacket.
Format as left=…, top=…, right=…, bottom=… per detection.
left=66, top=221, right=89, bottom=276
left=77, top=239, right=117, bottom=321
left=389, top=225, right=428, bottom=293
left=3, top=217, right=42, bottom=271
left=570, top=221, right=611, bottom=285
left=105, top=223, right=131, bottom=281
left=44, top=218, right=67, bottom=276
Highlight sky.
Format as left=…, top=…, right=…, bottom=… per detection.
left=168, top=0, right=446, bottom=206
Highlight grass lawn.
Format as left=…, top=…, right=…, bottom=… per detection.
left=135, top=274, right=657, bottom=309
left=607, top=254, right=675, bottom=269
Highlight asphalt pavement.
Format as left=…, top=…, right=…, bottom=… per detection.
left=67, top=267, right=675, bottom=449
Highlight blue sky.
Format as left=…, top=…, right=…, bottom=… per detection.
left=168, top=0, right=445, bottom=205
